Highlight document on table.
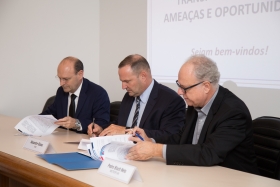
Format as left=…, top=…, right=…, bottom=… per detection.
left=101, top=141, right=134, bottom=162
left=87, top=135, right=134, bottom=162
left=14, top=115, right=59, bottom=136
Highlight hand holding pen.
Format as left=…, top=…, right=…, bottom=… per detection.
left=135, top=132, right=144, bottom=141
left=92, top=117, right=95, bottom=131
left=91, top=117, right=96, bottom=137
left=127, top=127, right=153, bottom=143
left=87, top=117, right=104, bottom=137
left=87, top=118, right=96, bottom=137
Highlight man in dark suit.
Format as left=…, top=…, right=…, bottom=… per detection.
left=87, top=54, right=186, bottom=138
left=41, top=56, right=110, bottom=134
left=127, top=55, right=259, bottom=175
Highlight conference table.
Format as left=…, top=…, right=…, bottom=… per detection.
left=0, top=115, right=279, bottom=187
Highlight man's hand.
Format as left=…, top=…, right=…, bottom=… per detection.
left=126, top=127, right=152, bottom=142
left=126, top=141, right=163, bottom=161
left=87, top=123, right=103, bottom=137
left=55, top=117, right=76, bottom=129
left=99, top=124, right=125, bottom=136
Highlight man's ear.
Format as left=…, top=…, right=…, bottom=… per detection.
left=203, top=81, right=211, bottom=93
left=77, top=70, right=84, bottom=79
left=139, top=70, right=147, bottom=81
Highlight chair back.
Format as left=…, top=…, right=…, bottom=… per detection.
left=252, top=116, right=280, bottom=180
left=42, top=96, right=56, bottom=112
left=110, top=101, right=121, bottom=123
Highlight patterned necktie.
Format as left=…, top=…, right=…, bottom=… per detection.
left=131, top=96, right=141, bottom=128
left=69, top=94, right=77, bottom=118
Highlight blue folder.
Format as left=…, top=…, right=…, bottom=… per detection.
left=37, top=152, right=102, bottom=170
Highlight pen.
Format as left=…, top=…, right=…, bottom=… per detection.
left=92, top=118, right=95, bottom=131
left=18, top=129, right=30, bottom=136
left=135, top=132, right=144, bottom=141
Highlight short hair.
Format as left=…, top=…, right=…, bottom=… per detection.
left=186, top=55, right=220, bottom=86
left=62, top=56, right=83, bottom=74
left=118, top=54, right=151, bottom=75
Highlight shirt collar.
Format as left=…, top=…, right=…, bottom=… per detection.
left=196, top=86, right=219, bottom=115
left=69, top=79, right=83, bottom=98
left=138, top=79, right=154, bottom=104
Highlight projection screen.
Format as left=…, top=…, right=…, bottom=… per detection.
left=148, top=0, right=280, bottom=89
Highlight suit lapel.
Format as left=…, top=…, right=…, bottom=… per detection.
left=76, top=79, right=87, bottom=117
left=197, top=86, right=225, bottom=144
left=62, top=91, right=68, bottom=117
left=119, top=95, right=134, bottom=126
left=180, top=107, right=197, bottom=144
left=139, top=81, right=158, bottom=128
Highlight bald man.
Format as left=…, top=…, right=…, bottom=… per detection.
left=41, top=56, right=110, bottom=134
left=127, top=55, right=259, bottom=175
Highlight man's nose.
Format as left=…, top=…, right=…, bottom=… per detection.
left=60, top=79, right=66, bottom=86
left=122, top=82, right=127, bottom=89
left=177, top=88, right=184, bottom=95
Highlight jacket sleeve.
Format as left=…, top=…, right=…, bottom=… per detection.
left=166, top=108, right=249, bottom=166
left=79, top=89, right=110, bottom=134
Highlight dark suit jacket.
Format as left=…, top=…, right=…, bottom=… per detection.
left=41, top=78, right=110, bottom=134
left=155, top=86, right=259, bottom=175
left=115, top=80, right=186, bottom=138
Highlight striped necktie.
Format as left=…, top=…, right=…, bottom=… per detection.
left=131, top=96, right=141, bottom=128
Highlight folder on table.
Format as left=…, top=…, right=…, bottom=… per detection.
left=37, top=152, right=102, bottom=170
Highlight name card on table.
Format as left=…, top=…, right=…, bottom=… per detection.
left=98, top=158, right=142, bottom=184
left=24, top=136, right=55, bottom=154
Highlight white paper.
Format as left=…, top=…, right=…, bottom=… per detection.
left=15, top=115, right=59, bottom=136
left=78, top=139, right=91, bottom=150
left=78, top=151, right=91, bottom=158
left=87, top=143, right=100, bottom=160
left=101, top=141, right=134, bottom=162
left=90, top=135, right=133, bottom=160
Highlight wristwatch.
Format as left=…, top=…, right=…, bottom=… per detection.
left=74, top=119, right=82, bottom=131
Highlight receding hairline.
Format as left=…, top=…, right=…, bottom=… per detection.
left=182, top=54, right=220, bottom=86
left=60, top=56, right=77, bottom=65
left=118, top=54, right=151, bottom=75
left=184, top=54, right=208, bottom=64
left=59, top=56, right=84, bottom=74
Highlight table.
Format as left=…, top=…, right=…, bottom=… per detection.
left=0, top=115, right=279, bottom=187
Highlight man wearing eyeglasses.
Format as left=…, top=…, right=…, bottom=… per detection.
left=41, top=56, right=110, bottom=134
left=87, top=54, right=186, bottom=138
left=127, top=55, right=259, bottom=175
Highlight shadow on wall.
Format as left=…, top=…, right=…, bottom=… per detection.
left=222, top=81, right=280, bottom=119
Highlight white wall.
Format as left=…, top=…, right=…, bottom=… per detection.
left=99, top=0, right=147, bottom=102
left=0, top=0, right=279, bottom=119
left=0, top=0, right=100, bottom=117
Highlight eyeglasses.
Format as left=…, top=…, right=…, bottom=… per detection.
left=55, top=75, right=72, bottom=83
left=176, top=80, right=205, bottom=94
